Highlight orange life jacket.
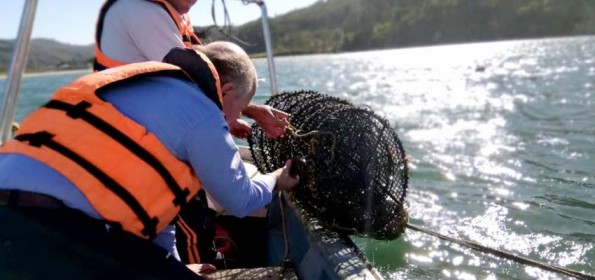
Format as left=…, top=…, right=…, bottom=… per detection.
left=0, top=61, right=221, bottom=239
left=93, top=0, right=202, bottom=71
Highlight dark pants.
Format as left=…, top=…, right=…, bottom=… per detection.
left=175, top=192, right=218, bottom=265
left=0, top=205, right=203, bottom=280
left=216, top=215, right=268, bottom=269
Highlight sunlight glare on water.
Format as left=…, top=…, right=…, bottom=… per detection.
left=258, top=36, right=595, bottom=279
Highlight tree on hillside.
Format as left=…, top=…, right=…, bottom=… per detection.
left=228, top=0, right=595, bottom=55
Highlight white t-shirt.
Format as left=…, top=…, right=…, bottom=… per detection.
left=100, top=0, right=187, bottom=63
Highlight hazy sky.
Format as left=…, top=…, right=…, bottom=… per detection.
left=1, top=0, right=319, bottom=45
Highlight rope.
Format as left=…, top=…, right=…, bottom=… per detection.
left=277, top=192, right=293, bottom=278
left=284, top=121, right=337, bottom=162
left=405, top=223, right=595, bottom=280
left=206, top=0, right=256, bottom=46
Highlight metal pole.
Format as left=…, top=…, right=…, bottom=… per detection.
left=255, top=1, right=278, bottom=95
left=0, top=0, right=38, bottom=144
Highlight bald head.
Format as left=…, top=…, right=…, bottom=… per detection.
left=194, top=42, right=257, bottom=100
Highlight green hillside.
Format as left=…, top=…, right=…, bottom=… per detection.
left=219, top=0, right=595, bottom=55
left=0, top=38, right=93, bottom=73
left=2, top=0, right=595, bottom=73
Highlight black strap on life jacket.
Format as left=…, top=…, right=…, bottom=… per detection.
left=162, top=47, right=223, bottom=110
left=43, top=99, right=191, bottom=207
left=14, top=95, right=200, bottom=238
left=15, top=131, right=159, bottom=239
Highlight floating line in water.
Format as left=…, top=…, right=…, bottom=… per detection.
left=406, top=223, right=595, bottom=280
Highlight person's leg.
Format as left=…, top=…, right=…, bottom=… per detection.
left=176, top=192, right=218, bottom=265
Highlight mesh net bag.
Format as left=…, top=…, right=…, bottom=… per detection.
left=248, top=90, right=409, bottom=240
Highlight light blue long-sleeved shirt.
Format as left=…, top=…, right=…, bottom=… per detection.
left=0, top=75, right=275, bottom=256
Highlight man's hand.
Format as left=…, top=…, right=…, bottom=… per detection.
left=272, top=159, right=300, bottom=192
left=228, top=119, right=252, bottom=139
left=242, top=104, right=289, bottom=139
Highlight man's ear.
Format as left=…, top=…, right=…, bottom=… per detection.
left=221, top=82, right=234, bottom=96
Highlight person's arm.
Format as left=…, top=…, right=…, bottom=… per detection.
left=103, top=77, right=298, bottom=217
left=101, top=0, right=186, bottom=63
left=182, top=116, right=283, bottom=217
left=227, top=118, right=252, bottom=139
left=241, top=103, right=289, bottom=138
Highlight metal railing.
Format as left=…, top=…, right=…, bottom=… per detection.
left=0, top=0, right=38, bottom=144
left=243, top=0, right=278, bottom=96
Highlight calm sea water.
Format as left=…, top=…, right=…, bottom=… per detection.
left=2, top=36, right=594, bottom=279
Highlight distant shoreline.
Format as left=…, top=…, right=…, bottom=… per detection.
left=0, top=68, right=92, bottom=79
